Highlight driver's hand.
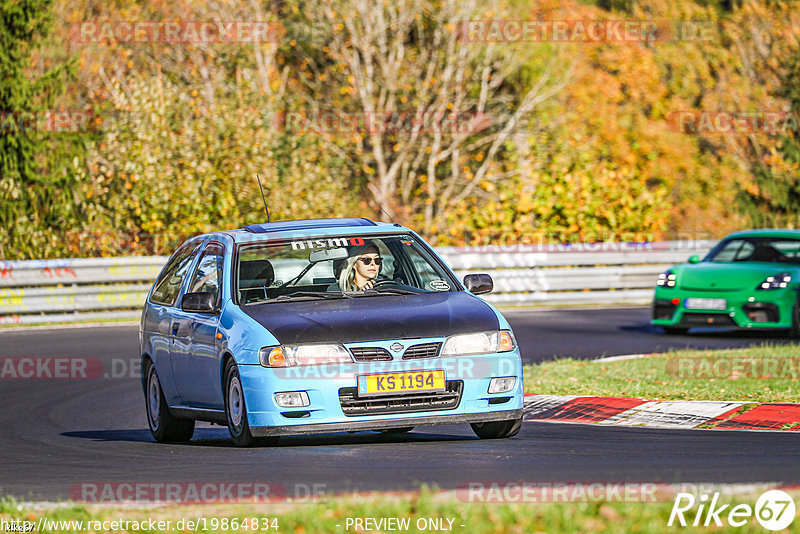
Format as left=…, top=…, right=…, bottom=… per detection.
left=362, top=280, right=374, bottom=290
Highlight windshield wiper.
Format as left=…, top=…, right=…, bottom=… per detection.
left=350, top=287, right=421, bottom=296
left=370, top=287, right=420, bottom=295
left=273, top=291, right=352, bottom=301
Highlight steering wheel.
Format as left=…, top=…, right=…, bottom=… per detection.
left=371, top=279, right=400, bottom=288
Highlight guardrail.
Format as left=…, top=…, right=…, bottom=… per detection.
left=444, top=241, right=716, bottom=306
left=0, top=257, right=166, bottom=325
left=0, top=241, right=716, bottom=325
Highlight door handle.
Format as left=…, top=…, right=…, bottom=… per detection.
left=172, top=322, right=179, bottom=333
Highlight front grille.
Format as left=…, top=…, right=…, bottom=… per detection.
left=402, top=342, right=442, bottom=359
left=681, top=313, right=737, bottom=327
left=350, top=347, right=393, bottom=361
left=339, top=380, right=463, bottom=416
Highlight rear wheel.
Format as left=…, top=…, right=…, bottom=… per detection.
left=225, top=359, right=256, bottom=447
left=662, top=326, right=689, bottom=335
left=471, top=417, right=522, bottom=439
left=144, top=359, right=194, bottom=443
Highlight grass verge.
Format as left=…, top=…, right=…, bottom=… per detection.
left=1, top=487, right=793, bottom=533
left=523, top=343, right=800, bottom=402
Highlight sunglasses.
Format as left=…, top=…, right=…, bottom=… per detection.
left=358, top=257, right=383, bottom=266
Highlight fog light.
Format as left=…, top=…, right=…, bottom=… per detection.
left=488, top=377, right=516, bottom=394
left=274, top=391, right=310, bottom=408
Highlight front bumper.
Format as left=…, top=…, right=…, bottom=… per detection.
left=237, top=350, right=523, bottom=434
left=651, top=287, right=797, bottom=330
left=249, top=409, right=522, bottom=437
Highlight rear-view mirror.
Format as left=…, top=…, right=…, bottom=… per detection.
left=309, top=247, right=349, bottom=263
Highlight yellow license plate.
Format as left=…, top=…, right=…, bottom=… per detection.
left=358, top=370, right=446, bottom=396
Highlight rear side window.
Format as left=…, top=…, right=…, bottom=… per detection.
left=150, top=242, right=201, bottom=305
left=189, top=244, right=223, bottom=307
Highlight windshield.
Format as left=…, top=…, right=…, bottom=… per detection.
left=705, top=237, right=800, bottom=264
left=236, top=234, right=457, bottom=304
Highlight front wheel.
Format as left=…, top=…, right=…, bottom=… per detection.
left=144, top=359, right=194, bottom=443
left=225, top=359, right=256, bottom=447
left=471, top=417, right=522, bottom=439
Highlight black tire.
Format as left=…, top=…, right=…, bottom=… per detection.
left=663, top=326, right=689, bottom=335
left=224, top=359, right=258, bottom=447
left=144, top=359, right=194, bottom=443
left=471, top=417, right=522, bottom=439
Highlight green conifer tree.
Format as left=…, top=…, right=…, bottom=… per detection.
left=0, top=0, right=80, bottom=259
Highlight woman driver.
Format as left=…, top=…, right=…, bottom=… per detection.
left=337, top=242, right=382, bottom=291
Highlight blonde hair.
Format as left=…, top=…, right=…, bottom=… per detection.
left=338, top=244, right=379, bottom=291
left=337, top=255, right=361, bottom=291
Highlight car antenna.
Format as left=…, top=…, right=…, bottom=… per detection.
left=256, top=174, right=271, bottom=223
left=360, top=185, right=395, bottom=223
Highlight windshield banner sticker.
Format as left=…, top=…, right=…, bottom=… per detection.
left=290, top=236, right=365, bottom=250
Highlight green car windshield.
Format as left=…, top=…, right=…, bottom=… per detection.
left=706, top=237, right=800, bottom=264
left=236, top=234, right=457, bottom=304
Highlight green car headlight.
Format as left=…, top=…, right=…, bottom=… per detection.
left=657, top=270, right=677, bottom=288
left=757, top=272, right=792, bottom=290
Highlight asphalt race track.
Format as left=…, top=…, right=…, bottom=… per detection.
left=503, top=306, right=800, bottom=363
left=2, top=306, right=800, bottom=502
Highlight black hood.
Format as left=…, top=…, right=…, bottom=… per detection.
left=241, top=291, right=500, bottom=344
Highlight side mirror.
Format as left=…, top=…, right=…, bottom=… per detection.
left=463, top=273, right=493, bottom=295
left=688, top=255, right=701, bottom=264
left=181, top=292, right=216, bottom=314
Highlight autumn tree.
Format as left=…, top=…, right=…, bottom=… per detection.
left=284, top=0, right=567, bottom=236
left=719, top=1, right=800, bottom=227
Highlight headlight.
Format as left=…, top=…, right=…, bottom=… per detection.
left=259, top=344, right=352, bottom=367
left=441, top=330, right=516, bottom=356
left=657, top=270, right=677, bottom=288
left=757, top=272, right=792, bottom=290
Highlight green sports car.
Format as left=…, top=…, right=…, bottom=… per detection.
left=652, top=229, right=800, bottom=335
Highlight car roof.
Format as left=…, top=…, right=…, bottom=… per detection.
left=199, top=218, right=410, bottom=244
left=724, top=229, right=800, bottom=240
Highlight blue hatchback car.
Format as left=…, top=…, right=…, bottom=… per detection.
left=140, top=218, right=523, bottom=446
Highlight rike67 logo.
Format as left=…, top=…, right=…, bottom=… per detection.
left=668, top=490, right=795, bottom=531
